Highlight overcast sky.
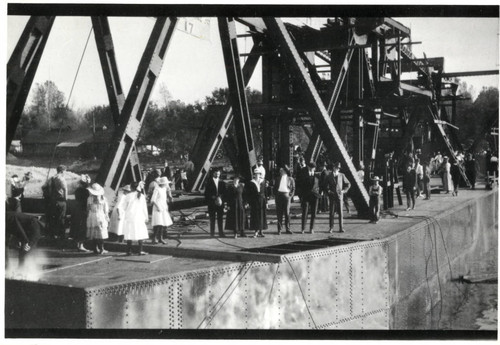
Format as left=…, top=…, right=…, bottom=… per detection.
left=6, top=16, right=499, bottom=111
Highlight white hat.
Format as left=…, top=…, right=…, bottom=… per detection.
left=87, top=183, right=104, bottom=196
left=158, top=177, right=169, bottom=186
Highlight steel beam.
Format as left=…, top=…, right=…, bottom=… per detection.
left=188, top=39, right=262, bottom=191
left=96, top=17, right=177, bottom=199
left=263, top=18, right=370, bottom=217
left=305, top=33, right=355, bottom=163
left=441, top=69, right=499, bottom=78
left=218, top=17, right=257, bottom=181
left=7, top=16, right=55, bottom=151
left=92, top=16, right=142, bottom=183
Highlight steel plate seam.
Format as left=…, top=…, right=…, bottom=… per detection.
left=316, top=307, right=388, bottom=329
left=284, top=241, right=385, bottom=263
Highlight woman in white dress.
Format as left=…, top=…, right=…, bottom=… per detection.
left=86, top=183, right=110, bottom=255
left=122, top=181, right=149, bottom=255
left=151, top=177, right=173, bottom=244
left=109, top=184, right=132, bottom=242
left=442, top=156, right=453, bottom=193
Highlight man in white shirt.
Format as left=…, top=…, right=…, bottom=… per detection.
left=273, top=165, right=295, bottom=235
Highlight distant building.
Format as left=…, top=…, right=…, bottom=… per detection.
left=21, top=128, right=113, bottom=158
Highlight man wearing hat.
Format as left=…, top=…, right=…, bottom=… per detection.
left=47, top=165, right=68, bottom=240
left=273, top=165, right=295, bottom=235
left=368, top=176, right=383, bottom=223
left=204, top=168, right=227, bottom=237
left=298, top=162, right=321, bottom=233
left=325, top=162, right=351, bottom=233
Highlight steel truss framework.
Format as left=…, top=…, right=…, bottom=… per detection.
left=8, top=16, right=488, bottom=216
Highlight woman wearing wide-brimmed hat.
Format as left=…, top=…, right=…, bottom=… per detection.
left=122, top=181, right=149, bottom=255
left=224, top=174, right=247, bottom=238
left=151, top=176, right=173, bottom=244
left=86, top=182, right=110, bottom=254
left=109, top=184, right=132, bottom=242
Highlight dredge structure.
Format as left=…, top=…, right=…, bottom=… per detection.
left=6, top=14, right=499, bottom=331
left=7, top=16, right=493, bottom=216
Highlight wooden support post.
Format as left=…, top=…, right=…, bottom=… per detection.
left=218, top=17, right=257, bottom=182
left=7, top=16, right=55, bottom=151
left=263, top=18, right=370, bottom=217
left=188, top=38, right=262, bottom=191
left=305, top=32, right=356, bottom=163
left=96, top=17, right=177, bottom=201
left=92, top=16, right=142, bottom=183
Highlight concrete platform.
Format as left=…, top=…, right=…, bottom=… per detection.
left=6, top=185, right=498, bottom=330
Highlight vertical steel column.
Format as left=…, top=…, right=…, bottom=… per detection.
left=188, top=40, right=262, bottom=191
left=7, top=16, right=55, bottom=151
left=218, top=17, right=257, bottom=181
left=305, top=34, right=356, bottom=163
left=263, top=18, right=370, bottom=217
left=96, top=17, right=177, bottom=199
left=92, top=16, right=142, bottom=183
left=351, top=49, right=364, bottom=167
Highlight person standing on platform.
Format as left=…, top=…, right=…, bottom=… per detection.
left=183, top=154, right=195, bottom=188
left=450, top=160, right=461, bottom=196
left=204, top=169, right=226, bottom=238
left=368, top=176, right=382, bottom=223
left=224, top=175, right=247, bottom=238
left=423, top=162, right=431, bottom=200
left=295, top=156, right=308, bottom=202
left=274, top=165, right=295, bottom=235
left=318, top=162, right=330, bottom=214
left=403, top=163, right=417, bottom=211
left=123, top=181, right=150, bottom=255
left=299, top=162, right=321, bottom=234
left=86, top=183, right=110, bottom=255
left=49, top=165, right=68, bottom=240
left=441, top=156, right=452, bottom=194
left=465, top=153, right=477, bottom=189
left=415, top=158, right=424, bottom=198
left=70, top=175, right=91, bottom=252
left=325, top=162, right=351, bottom=233
left=109, top=185, right=132, bottom=243
left=151, top=177, right=173, bottom=244
left=246, top=169, right=267, bottom=238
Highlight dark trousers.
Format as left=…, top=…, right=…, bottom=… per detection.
left=369, top=196, right=380, bottom=221
left=405, top=190, right=415, bottom=209
left=50, top=201, right=67, bottom=238
left=328, top=195, right=344, bottom=230
left=276, top=192, right=291, bottom=232
left=417, top=176, right=423, bottom=195
left=208, top=204, right=224, bottom=236
left=423, top=178, right=431, bottom=199
left=301, top=196, right=318, bottom=231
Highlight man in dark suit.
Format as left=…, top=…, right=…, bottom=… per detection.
left=204, top=168, right=226, bottom=237
left=273, top=165, right=295, bottom=235
left=298, top=162, right=321, bottom=233
left=325, top=162, right=351, bottom=233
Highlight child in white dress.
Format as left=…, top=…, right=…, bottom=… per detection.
left=151, top=177, right=173, bottom=244
left=122, top=181, right=149, bottom=255
left=109, top=185, right=132, bottom=242
left=86, top=183, right=110, bottom=254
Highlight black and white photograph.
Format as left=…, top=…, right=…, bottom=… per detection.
left=3, top=1, right=499, bottom=341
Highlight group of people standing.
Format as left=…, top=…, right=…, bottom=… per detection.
left=42, top=165, right=174, bottom=255
left=204, top=158, right=360, bottom=238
